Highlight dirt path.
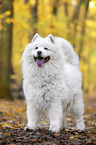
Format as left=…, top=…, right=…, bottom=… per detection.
left=0, top=95, right=96, bottom=144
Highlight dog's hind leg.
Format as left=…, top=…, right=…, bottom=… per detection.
left=71, top=96, right=85, bottom=131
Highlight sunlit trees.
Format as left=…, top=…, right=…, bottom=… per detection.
left=13, top=0, right=96, bottom=94
left=0, top=0, right=96, bottom=99
left=0, top=0, right=13, bottom=99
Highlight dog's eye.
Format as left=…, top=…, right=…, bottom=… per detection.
left=35, top=47, right=38, bottom=49
left=44, top=47, right=48, bottom=50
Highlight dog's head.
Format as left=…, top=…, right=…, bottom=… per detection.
left=32, top=34, right=55, bottom=67
left=21, top=34, right=65, bottom=79
left=22, top=33, right=60, bottom=68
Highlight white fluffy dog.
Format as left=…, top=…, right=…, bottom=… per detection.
left=21, top=33, right=85, bottom=132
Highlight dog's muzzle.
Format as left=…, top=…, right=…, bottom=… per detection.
left=34, top=55, right=50, bottom=67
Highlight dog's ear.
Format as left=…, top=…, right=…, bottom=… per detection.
left=32, top=33, right=39, bottom=42
left=48, top=34, right=54, bottom=43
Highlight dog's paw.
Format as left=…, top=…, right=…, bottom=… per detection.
left=76, top=122, right=85, bottom=131
left=49, top=122, right=60, bottom=132
left=24, top=125, right=36, bottom=131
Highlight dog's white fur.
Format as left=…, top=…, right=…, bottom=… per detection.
left=21, top=33, right=85, bottom=132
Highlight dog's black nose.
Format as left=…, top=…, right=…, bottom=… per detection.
left=37, top=51, right=42, bottom=56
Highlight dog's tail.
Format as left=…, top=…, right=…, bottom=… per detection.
left=54, top=37, right=79, bottom=66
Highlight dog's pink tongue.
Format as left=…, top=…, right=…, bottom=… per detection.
left=36, top=58, right=44, bottom=67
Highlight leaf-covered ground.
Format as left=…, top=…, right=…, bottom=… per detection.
left=0, top=95, right=96, bottom=145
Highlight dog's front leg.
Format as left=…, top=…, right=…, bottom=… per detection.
left=25, top=101, right=38, bottom=130
left=48, top=101, right=63, bottom=132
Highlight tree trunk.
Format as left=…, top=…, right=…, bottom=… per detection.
left=72, top=0, right=83, bottom=48
left=78, top=0, right=90, bottom=92
left=64, top=1, right=70, bottom=39
left=31, top=0, right=38, bottom=35
left=53, top=0, right=59, bottom=16
left=78, top=0, right=90, bottom=59
left=0, top=0, right=13, bottom=99
left=25, top=0, right=38, bottom=39
left=24, top=0, right=29, bottom=4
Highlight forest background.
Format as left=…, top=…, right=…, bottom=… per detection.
left=0, top=0, right=96, bottom=99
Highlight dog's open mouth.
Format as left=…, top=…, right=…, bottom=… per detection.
left=34, top=56, right=50, bottom=67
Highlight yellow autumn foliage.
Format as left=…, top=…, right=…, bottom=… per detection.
left=3, top=0, right=94, bottom=94
left=5, top=18, right=13, bottom=24
left=4, top=10, right=11, bottom=16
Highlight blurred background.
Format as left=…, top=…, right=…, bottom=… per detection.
left=0, top=0, right=96, bottom=99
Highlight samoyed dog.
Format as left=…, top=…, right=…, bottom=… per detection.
left=21, top=33, right=85, bottom=132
